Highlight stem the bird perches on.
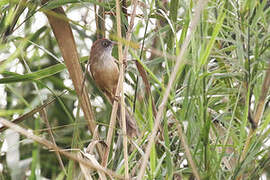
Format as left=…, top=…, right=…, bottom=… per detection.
left=115, top=0, right=129, bottom=178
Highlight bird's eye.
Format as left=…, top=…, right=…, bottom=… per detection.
left=102, top=41, right=108, bottom=47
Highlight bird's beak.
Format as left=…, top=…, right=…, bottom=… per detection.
left=111, top=41, right=118, bottom=46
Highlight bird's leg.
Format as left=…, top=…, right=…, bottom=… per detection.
left=123, top=58, right=127, bottom=69
left=114, top=58, right=127, bottom=69
left=112, top=94, right=120, bottom=103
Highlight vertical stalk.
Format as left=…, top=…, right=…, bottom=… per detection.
left=115, top=0, right=129, bottom=178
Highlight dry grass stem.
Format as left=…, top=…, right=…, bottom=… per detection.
left=123, top=0, right=138, bottom=59
left=102, top=82, right=120, bottom=167
left=78, top=150, right=107, bottom=180
left=77, top=152, right=93, bottom=180
left=115, top=0, right=129, bottom=177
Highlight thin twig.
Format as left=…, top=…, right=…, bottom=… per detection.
left=0, top=93, right=63, bottom=132
left=137, top=0, right=208, bottom=178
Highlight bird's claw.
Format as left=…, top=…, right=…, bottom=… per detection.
left=112, top=95, right=120, bottom=103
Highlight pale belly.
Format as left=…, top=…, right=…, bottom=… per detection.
left=90, top=59, right=119, bottom=95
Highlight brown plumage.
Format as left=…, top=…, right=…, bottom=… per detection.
left=89, top=38, right=138, bottom=137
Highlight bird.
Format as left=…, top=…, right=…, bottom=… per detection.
left=89, top=38, right=138, bottom=137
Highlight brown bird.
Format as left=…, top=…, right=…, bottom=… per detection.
left=89, top=38, right=138, bottom=137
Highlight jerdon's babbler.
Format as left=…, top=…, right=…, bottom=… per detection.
left=89, top=38, right=138, bottom=137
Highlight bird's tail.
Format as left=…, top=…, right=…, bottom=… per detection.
left=105, top=91, right=139, bottom=137
left=117, top=104, right=139, bottom=137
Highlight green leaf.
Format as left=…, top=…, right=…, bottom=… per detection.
left=0, top=56, right=88, bottom=83
left=200, top=7, right=226, bottom=66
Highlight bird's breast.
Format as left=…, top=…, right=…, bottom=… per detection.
left=90, top=55, right=119, bottom=94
